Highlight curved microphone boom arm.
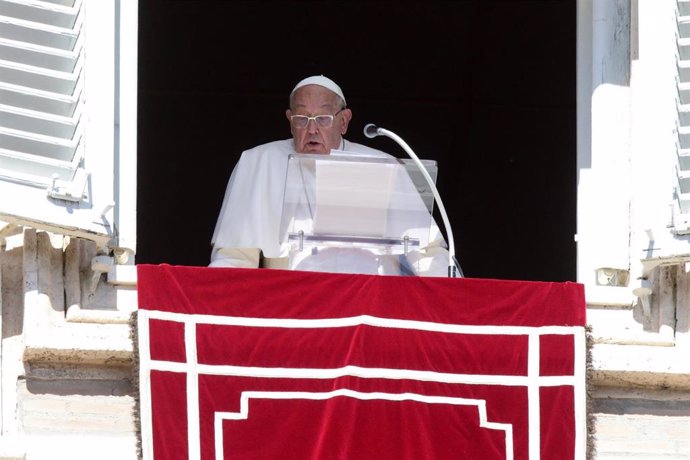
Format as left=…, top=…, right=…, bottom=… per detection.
left=364, top=124, right=463, bottom=278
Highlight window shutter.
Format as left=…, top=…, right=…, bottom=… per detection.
left=674, top=2, right=690, bottom=233
left=0, top=0, right=114, bottom=248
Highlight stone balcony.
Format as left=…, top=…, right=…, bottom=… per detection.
left=1, top=228, right=689, bottom=458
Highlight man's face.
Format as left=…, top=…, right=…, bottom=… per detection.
left=286, top=85, right=352, bottom=154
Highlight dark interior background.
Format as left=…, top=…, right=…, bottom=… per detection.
left=136, top=0, right=576, bottom=282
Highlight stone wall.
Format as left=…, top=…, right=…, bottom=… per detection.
left=587, top=264, right=690, bottom=458
left=0, top=228, right=137, bottom=460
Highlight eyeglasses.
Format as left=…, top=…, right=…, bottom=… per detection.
left=290, top=108, right=346, bottom=129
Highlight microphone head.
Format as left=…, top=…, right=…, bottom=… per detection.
left=363, top=123, right=380, bottom=139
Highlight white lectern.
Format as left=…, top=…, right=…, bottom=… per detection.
left=279, top=152, right=438, bottom=276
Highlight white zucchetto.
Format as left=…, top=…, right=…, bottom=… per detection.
left=290, top=75, right=346, bottom=106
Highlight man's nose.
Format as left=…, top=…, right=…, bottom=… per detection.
left=307, top=118, right=319, bottom=133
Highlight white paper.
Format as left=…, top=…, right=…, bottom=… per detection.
left=312, top=161, right=399, bottom=236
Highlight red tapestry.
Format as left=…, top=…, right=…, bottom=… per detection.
left=137, top=264, right=586, bottom=460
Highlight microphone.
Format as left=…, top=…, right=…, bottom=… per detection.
left=363, top=123, right=381, bottom=139
left=363, top=123, right=463, bottom=278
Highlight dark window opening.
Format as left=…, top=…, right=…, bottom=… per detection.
left=137, top=0, right=576, bottom=282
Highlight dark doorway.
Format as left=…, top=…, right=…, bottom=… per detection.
left=137, top=0, right=576, bottom=282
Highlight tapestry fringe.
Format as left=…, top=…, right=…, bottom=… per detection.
left=586, top=324, right=596, bottom=460
left=130, top=310, right=142, bottom=460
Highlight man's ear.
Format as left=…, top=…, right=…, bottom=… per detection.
left=285, top=109, right=292, bottom=122
left=340, top=108, right=353, bottom=135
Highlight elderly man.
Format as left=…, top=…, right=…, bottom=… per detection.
left=210, top=75, right=448, bottom=275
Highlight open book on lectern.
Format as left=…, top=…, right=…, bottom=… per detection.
left=279, top=151, right=438, bottom=260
